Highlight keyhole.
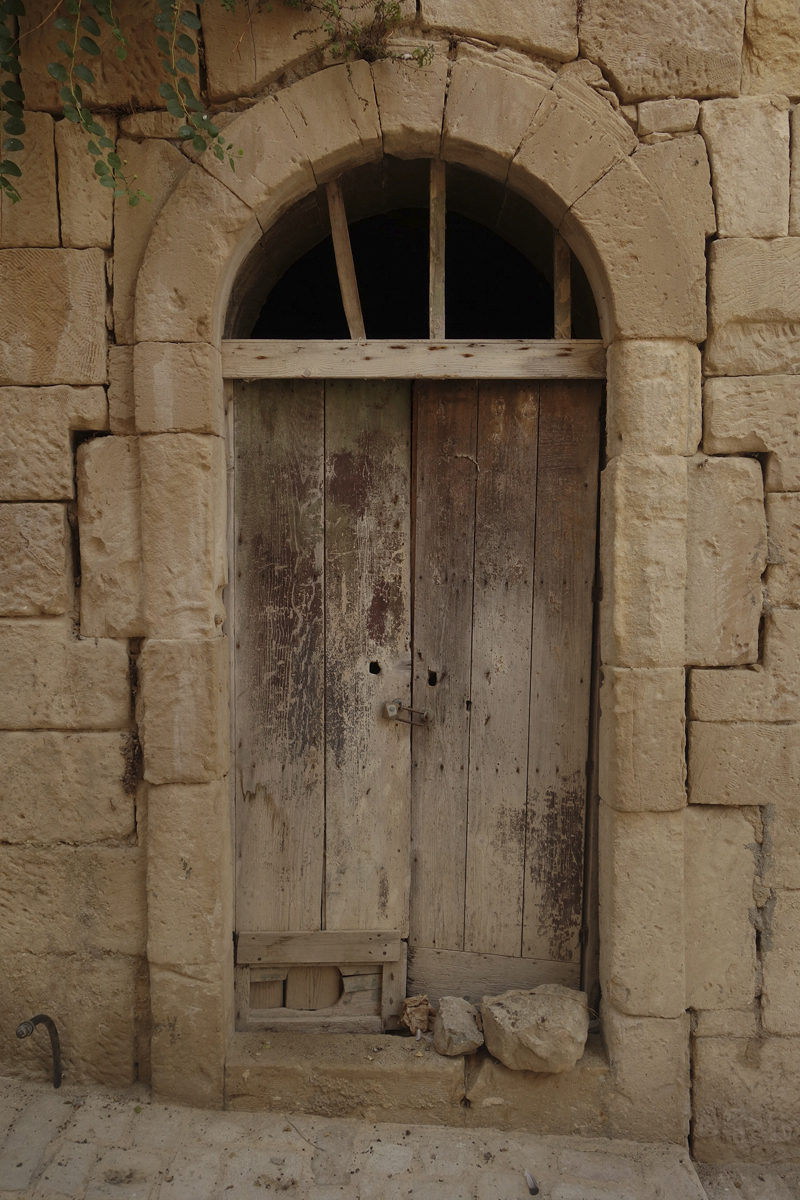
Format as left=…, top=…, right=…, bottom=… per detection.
left=428, top=670, right=438, bottom=686
left=369, top=661, right=381, bottom=674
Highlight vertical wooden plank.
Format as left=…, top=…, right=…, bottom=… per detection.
left=429, top=160, right=446, bottom=340
left=324, top=380, right=412, bottom=933
left=465, top=383, right=539, bottom=956
left=553, top=232, right=571, bottom=340
left=326, top=178, right=366, bottom=339
left=234, top=379, right=325, bottom=933
left=524, top=380, right=600, bottom=963
left=381, top=942, right=408, bottom=1027
left=285, top=966, right=342, bottom=1010
left=410, top=381, right=479, bottom=952
left=250, top=979, right=285, bottom=1010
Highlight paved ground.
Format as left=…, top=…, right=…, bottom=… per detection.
left=0, top=1073, right=781, bottom=1200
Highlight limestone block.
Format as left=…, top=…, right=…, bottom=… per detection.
left=791, top=107, right=800, bottom=235
left=138, top=636, right=229, bottom=784
left=0, top=385, right=107, bottom=501
left=685, top=455, right=766, bottom=667
left=700, top=97, right=790, bottom=237
left=0, top=111, right=58, bottom=248
left=705, top=238, right=800, bottom=376
left=147, top=779, right=232, bottom=967
left=481, top=986, right=589, bottom=1072
left=202, top=0, right=326, bottom=102
left=108, top=346, right=135, bottom=436
left=134, top=166, right=260, bottom=346
left=0, top=618, right=130, bottom=729
left=0, top=952, right=138, bottom=1086
left=56, top=118, right=115, bottom=249
left=691, top=609, right=800, bottom=721
left=432, top=996, right=484, bottom=1056
left=704, top=376, right=800, bottom=491
left=119, top=112, right=183, bottom=139
left=0, top=503, right=70, bottom=615
left=77, top=436, right=145, bottom=639
left=601, top=1002, right=691, bottom=1144
left=372, top=44, right=449, bottom=159
left=741, top=0, right=800, bottom=98
left=276, top=62, right=382, bottom=185
left=579, top=0, right=746, bottom=102
left=692, top=1035, right=800, bottom=1161
left=684, top=807, right=757, bottom=1011
left=599, top=668, right=686, bottom=812
left=606, top=340, right=701, bottom=457
left=638, top=99, right=700, bottom=135
left=766, top=493, right=800, bottom=605
left=419, top=0, right=578, bottom=60
left=134, top=342, right=224, bottom=435
left=599, top=805, right=686, bottom=1017
left=600, top=455, right=687, bottom=668
left=113, top=138, right=191, bottom=345
left=689, top=721, right=800, bottom=807
left=509, top=72, right=635, bottom=227
left=0, top=249, right=107, bottom=385
left=762, top=890, right=800, bottom=1035
left=765, top=794, right=800, bottom=890
left=694, top=1008, right=759, bottom=1038
left=150, top=959, right=231, bottom=1107
left=0, top=731, right=135, bottom=844
left=0, top=844, right=144, bottom=955
left=139, top=434, right=226, bottom=638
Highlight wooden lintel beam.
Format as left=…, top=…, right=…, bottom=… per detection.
left=429, top=160, right=446, bottom=340
left=326, top=178, right=366, bottom=340
left=237, top=929, right=403, bottom=965
left=553, top=231, right=572, bottom=340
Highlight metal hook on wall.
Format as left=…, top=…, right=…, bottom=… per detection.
left=16, top=1014, right=62, bottom=1089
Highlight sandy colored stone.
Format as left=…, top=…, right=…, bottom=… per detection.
left=113, top=138, right=191, bottom=345
left=700, top=97, right=790, bottom=237
left=689, top=722, right=800, bottom=808
left=692, top=1035, right=800, bottom=1162
left=56, top=118, right=116, bottom=249
left=599, top=668, right=686, bottom=812
left=705, top=238, right=800, bottom=376
left=118, top=112, right=184, bottom=139
left=276, top=61, right=382, bottom=185
left=601, top=1002, right=691, bottom=1144
left=691, top=609, right=800, bottom=722
left=765, top=793, right=800, bottom=891
left=685, top=455, right=766, bottom=667
left=108, top=346, right=135, bottom=436
left=704, top=376, right=800, bottom=491
left=372, top=43, right=449, bottom=159
left=138, top=636, right=229, bottom=785
left=599, top=805, right=686, bottom=1018
left=77, top=437, right=145, bottom=639
left=0, top=250, right=106, bottom=386
left=766, top=492, right=800, bottom=606
left=600, top=455, right=687, bottom=668
left=694, top=1008, right=760, bottom=1038
left=606, top=339, right=701, bottom=458
left=481, top=986, right=589, bottom=1073
left=147, top=779, right=232, bottom=967
left=0, top=112, right=58, bottom=249
left=151, top=959, right=232, bottom=1107
left=791, top=106, right=800, bottom=235
left=741, top=0, right=800, bottom=97
left=0, top=503, right=70, bottom=616
left=139, top=434, right=226, bottom=639
left=433, top=996, right=484, bottom=1056
left=134, top=342, right=224, bottom=435
left=684, top=807, right=757, bottom=1012
left=0, top=386, right=107, bottom=501
left=579, top=0, right=746, bottom=102
left=420, top=0, right=577, bottom=60
left=202, top=0, right=327, bottom=102
left=0, top=618, right=130, bottom=730
left=762, top=890, right=800, bottom=1035
left=638, top=99, right=700, bottom=135
left=0, top=731, right=135, bottom=844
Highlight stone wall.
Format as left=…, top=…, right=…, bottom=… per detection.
left=0, top=0, right=798, bottom=1162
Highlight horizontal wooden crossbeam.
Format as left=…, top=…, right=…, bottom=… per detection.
left=236, top=929, right=403, bottom=965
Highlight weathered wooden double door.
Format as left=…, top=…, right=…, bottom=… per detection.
left=233, top=378, right=600, bottom=1021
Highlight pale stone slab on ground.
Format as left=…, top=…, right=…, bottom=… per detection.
left=691, top=609, right=800, bottom=722
left=107, top=346, right=135, bottom=436
left=0, top=386, right=107, bottom=501
left=766, top=493, right=800, bottom=605
left=689, top=721, right=800, bottom=808
left=761, top=890, right=800, bottom=1036
left=601, top=1004, right=691, bottom=1145
left=134, top=342, right=224, bottom=435
left=607, top=339, right=701, bottom=458
left=0, top=503, right=70, bottom=616
left=599, top=667, right=686, bottom=812
left=372, top=44, right=449, bottom=159
left=0, top=112, right=58, bottom=249
left=705, top=238, right=800, bottom=376
left=699, top=1161, right=800, bottom=1199
left=0, top=730, right=134, bottom=844
left=150, top=959, right=231, bottom=1108
left=481, top=986, right=589, bottom=1073
left=638, top=99, right=700, bottom=135
left=433, top=996, right=484, bottom=1056
left=56, top=119, right=115, bottom=249
left=741, top=0, right=800, bottom=98
left=700, top=97, right=790, bottom=237
left=704, top=376, right=800, bottom=491
left=420, top=0, right=578, bottom=60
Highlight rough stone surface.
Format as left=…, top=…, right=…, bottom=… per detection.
left=150, top=959, right=231, bottom=1107
left=77, top=436, right=145, bottom=639
left=765, top=793, right=800, bottom=892
left=139, top=434, right=227, bottom=638
left=791, top=106, right=800, bottom=235
left=56, top=118, right=116, bottom=249
left=762, top=890, right=800, bottom=1035
left=0, top=503, right=70, bottom=616
left=201, top=0, right=327, bottom=101
left=276, top=61, right=382, bottom=185
left=599, top=668, right=686, bottom=812
left=600, top=455, right=687, bottom=668
left=0, top=111, right=58, bottom=248
left=700, top=97, right=791, bottom=237
left=691, top=609, right=800, bottom=722
left=705, top=238, right=800, bottom=376
left=599, top=805, right=686, bottom=1017
left=767, top=492, right=800, bottom=605
left=481, top=986, right=589, bottom=1073
left=704, top=375, right=800, bottom=491
left=684, top=807, right=758, bottom=1011
left=606, top=339, right=701, bottom=458
left=0, top=250, right=107, bottom=386
left=689, top=721, right=800, bottom=807
left=432, top=996, right=484, bottom=1056
left=420, top=0, right=578, bottom=60
left=108, top=345, right=135, bottom=436
left=134, top=342, right=224, bottom=435
left=0, top=386, right=107, bottom=501
left=685, top=455, right=767, bottom=666
left=638, top=99, right=700, bottom=134
left=579, top=0, right=747, bottom=102
left=601, top=1003, right=691, bottom=1144
left=138, top=636, right=229, bottom=785
left=372, top=44, right=449, bottom=159
left=0, top=618, right=130, bottom=730
left=741, top=0, right=800, bottom=97
left=0, top=731, right=135, bottom=844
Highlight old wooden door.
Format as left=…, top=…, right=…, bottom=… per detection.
left=233, top=377, right=600, bottom=1027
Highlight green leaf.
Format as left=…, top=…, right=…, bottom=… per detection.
left=57, top=39, right=74, bottom=57
left=87, top=120, right=105, bottom=135
left=3, top=116, right=25, bottom=134
left=1, top=81, right=23, bottom=102
left=3, top=137, right=23, bottom=151
left=47, top=61, right=69, bottom=81
left=87, top=139, right=101, bottom=154
left=0, top=159, right=21, bottom=176
left=59, top=85, right=75, bottom=104
left=180, top=10, right=201, bottom=27
left=154, top=12, right=172, bottom=30
left=94, top=159, right=109, bottom=176
left=177, top=76, right=196, bottom=99
left=79, top=35, right=101, bottom=54
left=1, top=58, right=22, bottom=75
left=129, top=194, right=141, bottom=206
left=165, top=97, right=184, bottom=118
left=54, top=15, right=74, bottom=30
left=98, top=135, right=115, bottom=148
left=156, top=34, right=170, bottom=53
left=158, top=81, right=177, bottom=99
left=4, top=100, right=22, bottom=118
left=161, top=59, right=178, bottom=76
left=176, top=56, right=195, bottom=73
left=73, top=83, right=83, bottom=103
left=176, top=33, right=195, bottom=53
left=74, top=63, right=95, bottom=83
left=99, top=174, right=116, bottom=186
left=178, top=124, right=193, bottom=137
left=192, top=134, right=205, bottom=151
left=115, top=45, right=126, bottom=59
left=107, top=151, right=121, bottom=169
left=4, top=0, right=26, bottom=13
left=65, top=0, right=80, bottom=12
left=207, top=123, right=218, bottom=137
left=81, top=15, right=101, bottom=34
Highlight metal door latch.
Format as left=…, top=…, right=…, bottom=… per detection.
left=384, top=699, right=430, bottom=727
